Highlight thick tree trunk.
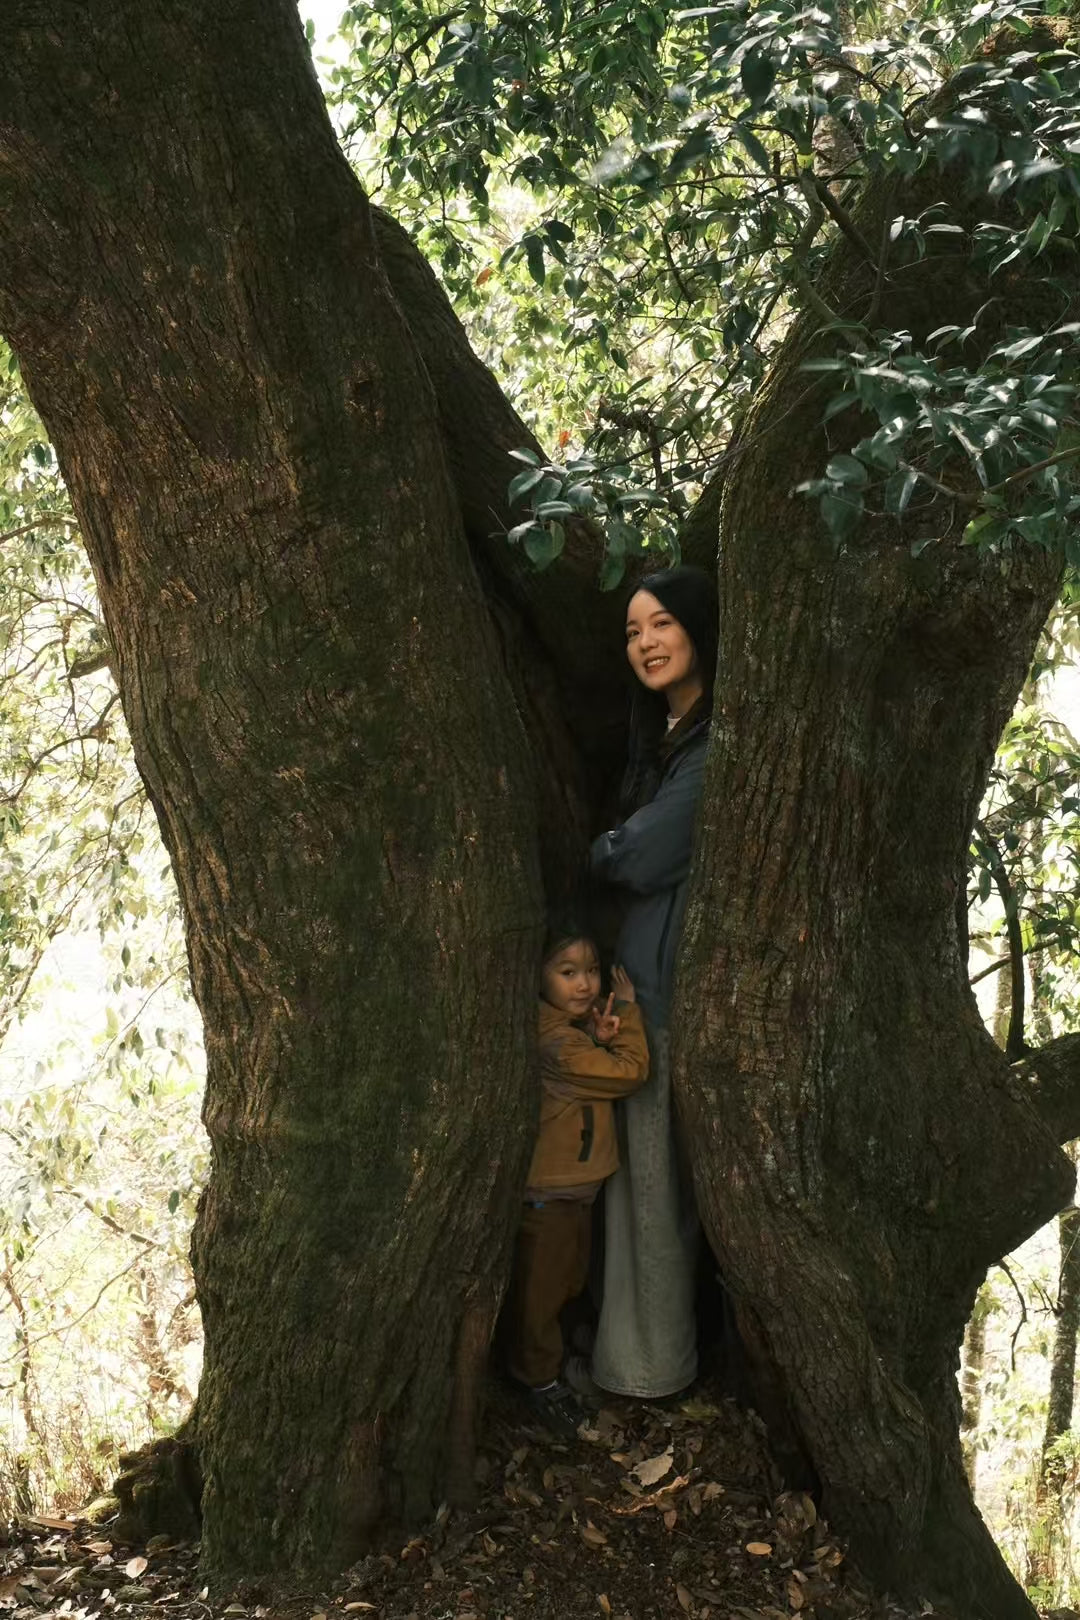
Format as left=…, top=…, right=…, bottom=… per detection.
left=676, top=52, right=1077, bottom=1619
left=0, top=0, right=543, bottom=1575
left=368, top=204, right=634, bottom=836
left=7, top=0, right=1080, bottom=1604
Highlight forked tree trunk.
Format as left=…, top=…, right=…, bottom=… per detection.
left=5, top=0, right=1080, bottom=1607
left=676, top=46, right=1078, bottom=1618
left=0, top=0, right=544, bottom=1574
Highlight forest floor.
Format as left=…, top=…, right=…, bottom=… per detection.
left=0, top=1380, right=1013, bottom=1620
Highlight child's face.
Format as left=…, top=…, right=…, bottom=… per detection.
left=541, top=940, right=601, bottom=1018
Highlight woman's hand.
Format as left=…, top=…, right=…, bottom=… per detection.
left=611, top=965, right=636, bottom=1003
left=590, top=992, right=621, bottom=1046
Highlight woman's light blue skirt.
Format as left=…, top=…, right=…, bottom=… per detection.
left=592, top=1025, right=699, bottom=1398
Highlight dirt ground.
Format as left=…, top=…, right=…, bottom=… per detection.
left=0, top=1382, right=969, bottom=1620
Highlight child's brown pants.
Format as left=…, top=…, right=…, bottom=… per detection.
left=507, top=1199, right=592, bottom=1387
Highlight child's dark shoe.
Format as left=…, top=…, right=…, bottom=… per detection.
left=562, top=1353, right=603, bottom=1406
left=524, top=1379, right=584, bottom=1439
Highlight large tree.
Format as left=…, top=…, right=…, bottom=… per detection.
left=2, top=1, right=1080, bottom=1614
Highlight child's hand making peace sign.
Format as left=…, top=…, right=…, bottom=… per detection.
left=590, top=993, right=620, bottom=1045
left=590, top=967, right=637, bottom=1045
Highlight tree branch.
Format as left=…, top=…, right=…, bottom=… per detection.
left=1013, top=1032, right=1080, bottom=1147
left=0, top=516, right=78, bottom=546
left=66, top=647, right=112, bottom=679
left=54, top=1187, right=165, bottom=1250
left=975, top=820, right=1026, bottom=1058
left=812, top=173, right=880, bottom=269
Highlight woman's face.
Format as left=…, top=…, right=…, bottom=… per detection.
left=625, top=590, right=697, bottom=697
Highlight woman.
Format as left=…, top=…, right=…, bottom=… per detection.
left=588, top=564, right=718, bottom=1399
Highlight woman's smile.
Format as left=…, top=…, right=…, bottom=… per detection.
left=625, top=589, right=701, bottom=715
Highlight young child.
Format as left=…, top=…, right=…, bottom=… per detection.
left=506, top=926, right=649, bottom=1435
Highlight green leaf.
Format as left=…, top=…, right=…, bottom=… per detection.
left=962, top=509, right=1000, bottom=545
left=599, top=552, right=627, bottom=591
left=666, top=124, right=714, bottom=178
left=740, top=50, right=776, bottom=109
left=168, top=1190, right=181, bottom=1214
left=524, top=234, right=546, bottom=287
left=884, top=467, right=919, bottom=514
left=730, top=121, right=771, bottom=173
left=534, top=475, right=564, bottom=506
left=820, top=490, right=863, bottom=542
left=825, top=454, right=868, bottom=488
left=508, top=466, right=545, bottom=504
left=524, top=526, right=559, bottom=568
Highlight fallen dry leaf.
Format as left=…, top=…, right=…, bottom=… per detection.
left=83, top=1540, right=112, bottom=1557
left=746, top=1541, right=773, bottom=1556
left=603, top=1474, right=690, bottom=1517
left=580, top=1521, right=608, bottom=1548
left=124, top=1556, right=148, bottom=1579
left=703, top=1482, right=723, bottom=1502
left=663, top=1509, right=678, bottom=1531
left=676, top=1582, right=694, bottom=1612
left=507, top=1484, right=543, bottom=1508
left=787, top=1574, right=805, bottom=1610
left=632, top=1446, right=673, bottom=1487
left=598, top=1596, right=612, bottom=1616
left=342, top=1606, right=377, bottom=1614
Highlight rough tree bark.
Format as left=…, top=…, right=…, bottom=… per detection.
left=4, top=1, right=1080, bottom=1609
left=676, top=32, right=1078, bottom=1620
left=0, top=0, right=547, bottom=1575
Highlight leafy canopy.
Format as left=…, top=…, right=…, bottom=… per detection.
left=332, top=0, right=1080, bottom=576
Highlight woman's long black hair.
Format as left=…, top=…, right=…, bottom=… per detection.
left=618, top=564, right=720, bottom=818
